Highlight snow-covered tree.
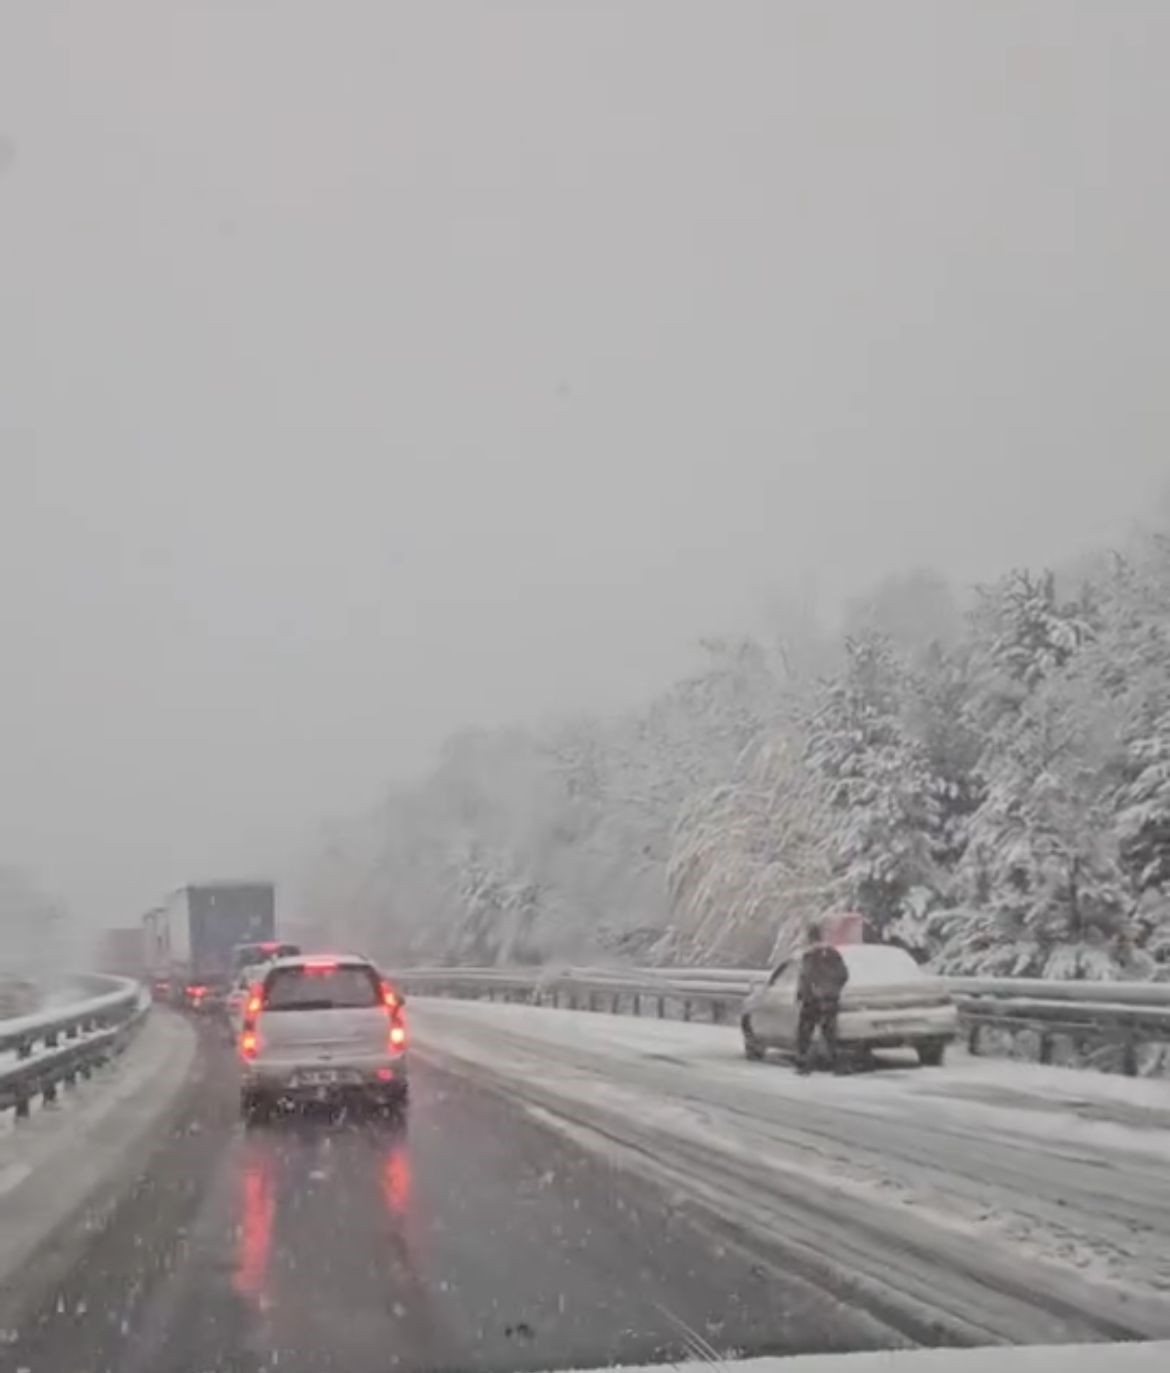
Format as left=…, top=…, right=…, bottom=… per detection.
left=943, top=660, right=1135, bottom=978
left=972, top=568, right=1095, bottom=694
left=667, top=734, right=834, bottom=964
left=803, top=635, right=943, bottom=942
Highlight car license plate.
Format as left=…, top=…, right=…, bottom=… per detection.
left=296, top=1069, right=340, bottom=1086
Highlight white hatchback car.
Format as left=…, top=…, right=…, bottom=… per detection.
left=238, top=954, right=408, bottom=1121
left=224, top=963, right=270, bottom=1039
left=741, top=943, right=958, bottom=1067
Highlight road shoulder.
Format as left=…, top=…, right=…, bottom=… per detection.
left=0, top=1007, right=197, bottom=1327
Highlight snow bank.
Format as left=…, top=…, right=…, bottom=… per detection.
left=0, top=1009, right=195, bottom=1309
left=547, top=1341, right=1170, bottom=1373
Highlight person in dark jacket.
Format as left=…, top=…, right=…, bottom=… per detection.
left=795, top=919, right=850, bottom=1074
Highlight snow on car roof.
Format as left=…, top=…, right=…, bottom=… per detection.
left=839, top=943, right=925, bottom=983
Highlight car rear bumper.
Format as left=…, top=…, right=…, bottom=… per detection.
left=243, top=1053, right=408, bottom=1097
left=837, top=1006, right=958, bottom=1048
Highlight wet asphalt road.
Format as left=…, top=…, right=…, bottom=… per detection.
left=2, top=1024, right=896, bottom=1373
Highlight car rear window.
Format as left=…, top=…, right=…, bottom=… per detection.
left=263, top=965, right=380, bottom=1010
left=840, top=944, right=923, bottom=985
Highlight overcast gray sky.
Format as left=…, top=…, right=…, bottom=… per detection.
left=2, top=2, right=1168, bottom=925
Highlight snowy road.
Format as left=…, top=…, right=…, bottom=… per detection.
left=5, top=1005, right=1170, bottom=1372
left=0, top=1020, right=902, bottom=1373
left=411, top=998, right=1170, bottom=1348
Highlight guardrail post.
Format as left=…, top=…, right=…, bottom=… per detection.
left=42, top=1078, right=58, bottom=1105
left=1123, top=1029, right=1139, bottom=1077
left=568, top=992, right=578, bottom=1010
left=610, top=993, right=620, bottom=1015
left=967, top=1021, right=982, bottom=1056
left=17, top=1037, right=32, bottom=1060
left=711, top=1000, right=724, bottom=1024
left=1039, top=1030, right=1054, bottom=1065
left=633, top=993, right=641, bottom=1017
left=587, top=992, right=597, bottom=1012
left=657, top=995, right=665, bottom=1019
left=682, top=998, right=692, bottom=1022
left=14, top=1089, right=30, bottom=1119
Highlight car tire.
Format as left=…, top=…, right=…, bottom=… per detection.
left=742, top=1015, right=765, bottom=1061
left=241, top=1089, right=272, bottom=1125
left=917, top=1039, right=946, bottom=1068
left=380, top=1083, right=410, bottom=1113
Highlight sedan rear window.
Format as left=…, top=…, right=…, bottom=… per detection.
left=263, top=965, right=380, bottom=1011
left=840, top=944, right=924, bottom=985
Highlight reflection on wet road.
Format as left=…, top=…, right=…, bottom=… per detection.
left=3, top=1025, right=896, bottom=1373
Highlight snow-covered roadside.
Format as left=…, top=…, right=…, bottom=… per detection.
left=0, top=1008, right=196, bottom=1301
left=413, top=998, right=1170, bottom=1344
left=545, top=1340, right=1170, bottom=1373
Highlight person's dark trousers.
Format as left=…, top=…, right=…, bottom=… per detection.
left=796, top=997, right=840, bottom=1072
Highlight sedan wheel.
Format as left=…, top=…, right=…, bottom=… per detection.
left=241, top=1089, right=273, bottom=1126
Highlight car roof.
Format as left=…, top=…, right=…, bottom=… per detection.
left=264, top=953, right=375, bottom=972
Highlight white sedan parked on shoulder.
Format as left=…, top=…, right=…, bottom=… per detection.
left=741, top=943, right=958, bottom=1067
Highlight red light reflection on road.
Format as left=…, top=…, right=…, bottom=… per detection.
left=381, top=1146, right=411, bottom=1216
left=234, top=1152, right=275, bottom=1301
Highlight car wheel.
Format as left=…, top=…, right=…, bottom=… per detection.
left=742, top=1015, right=765, bottom=1061
left=379, top=1082, right=410, bottom=1113
left=917, top=1039, right=946, bottom=1068
left=241, top=1089, right=272, bottom=1125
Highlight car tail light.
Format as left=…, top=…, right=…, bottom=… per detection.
left=245, top=983, right=264, bottom=1017
left=376, top=1067, right=395, bottom=1082
left=240, top=1029, right=259, bottom=1060
left=388, top=1020, right=407, bottom=1049
left=381, top=981, right=399, bottom=1010
left=186, top=984, right=206, bottom=998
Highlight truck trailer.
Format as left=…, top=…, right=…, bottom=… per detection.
left=143, top=882, right=276, bottom=1011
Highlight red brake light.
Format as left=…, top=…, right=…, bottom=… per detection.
left=240, top=1029, right=259, bottom=1060
left=381, top=981, right=399, bottom=1010
left=389, top=1022, right=407, bottom=1049
left=245, top=983, right=264, bottom=1017
left=304, top=959, right=338, bottom=973
left=187, top=984, right=206, bottom=996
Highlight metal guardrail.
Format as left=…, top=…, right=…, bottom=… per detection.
left=0, top=975, right=147, bottom=1120
left=395, top=964, right=1170, bottom=1074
